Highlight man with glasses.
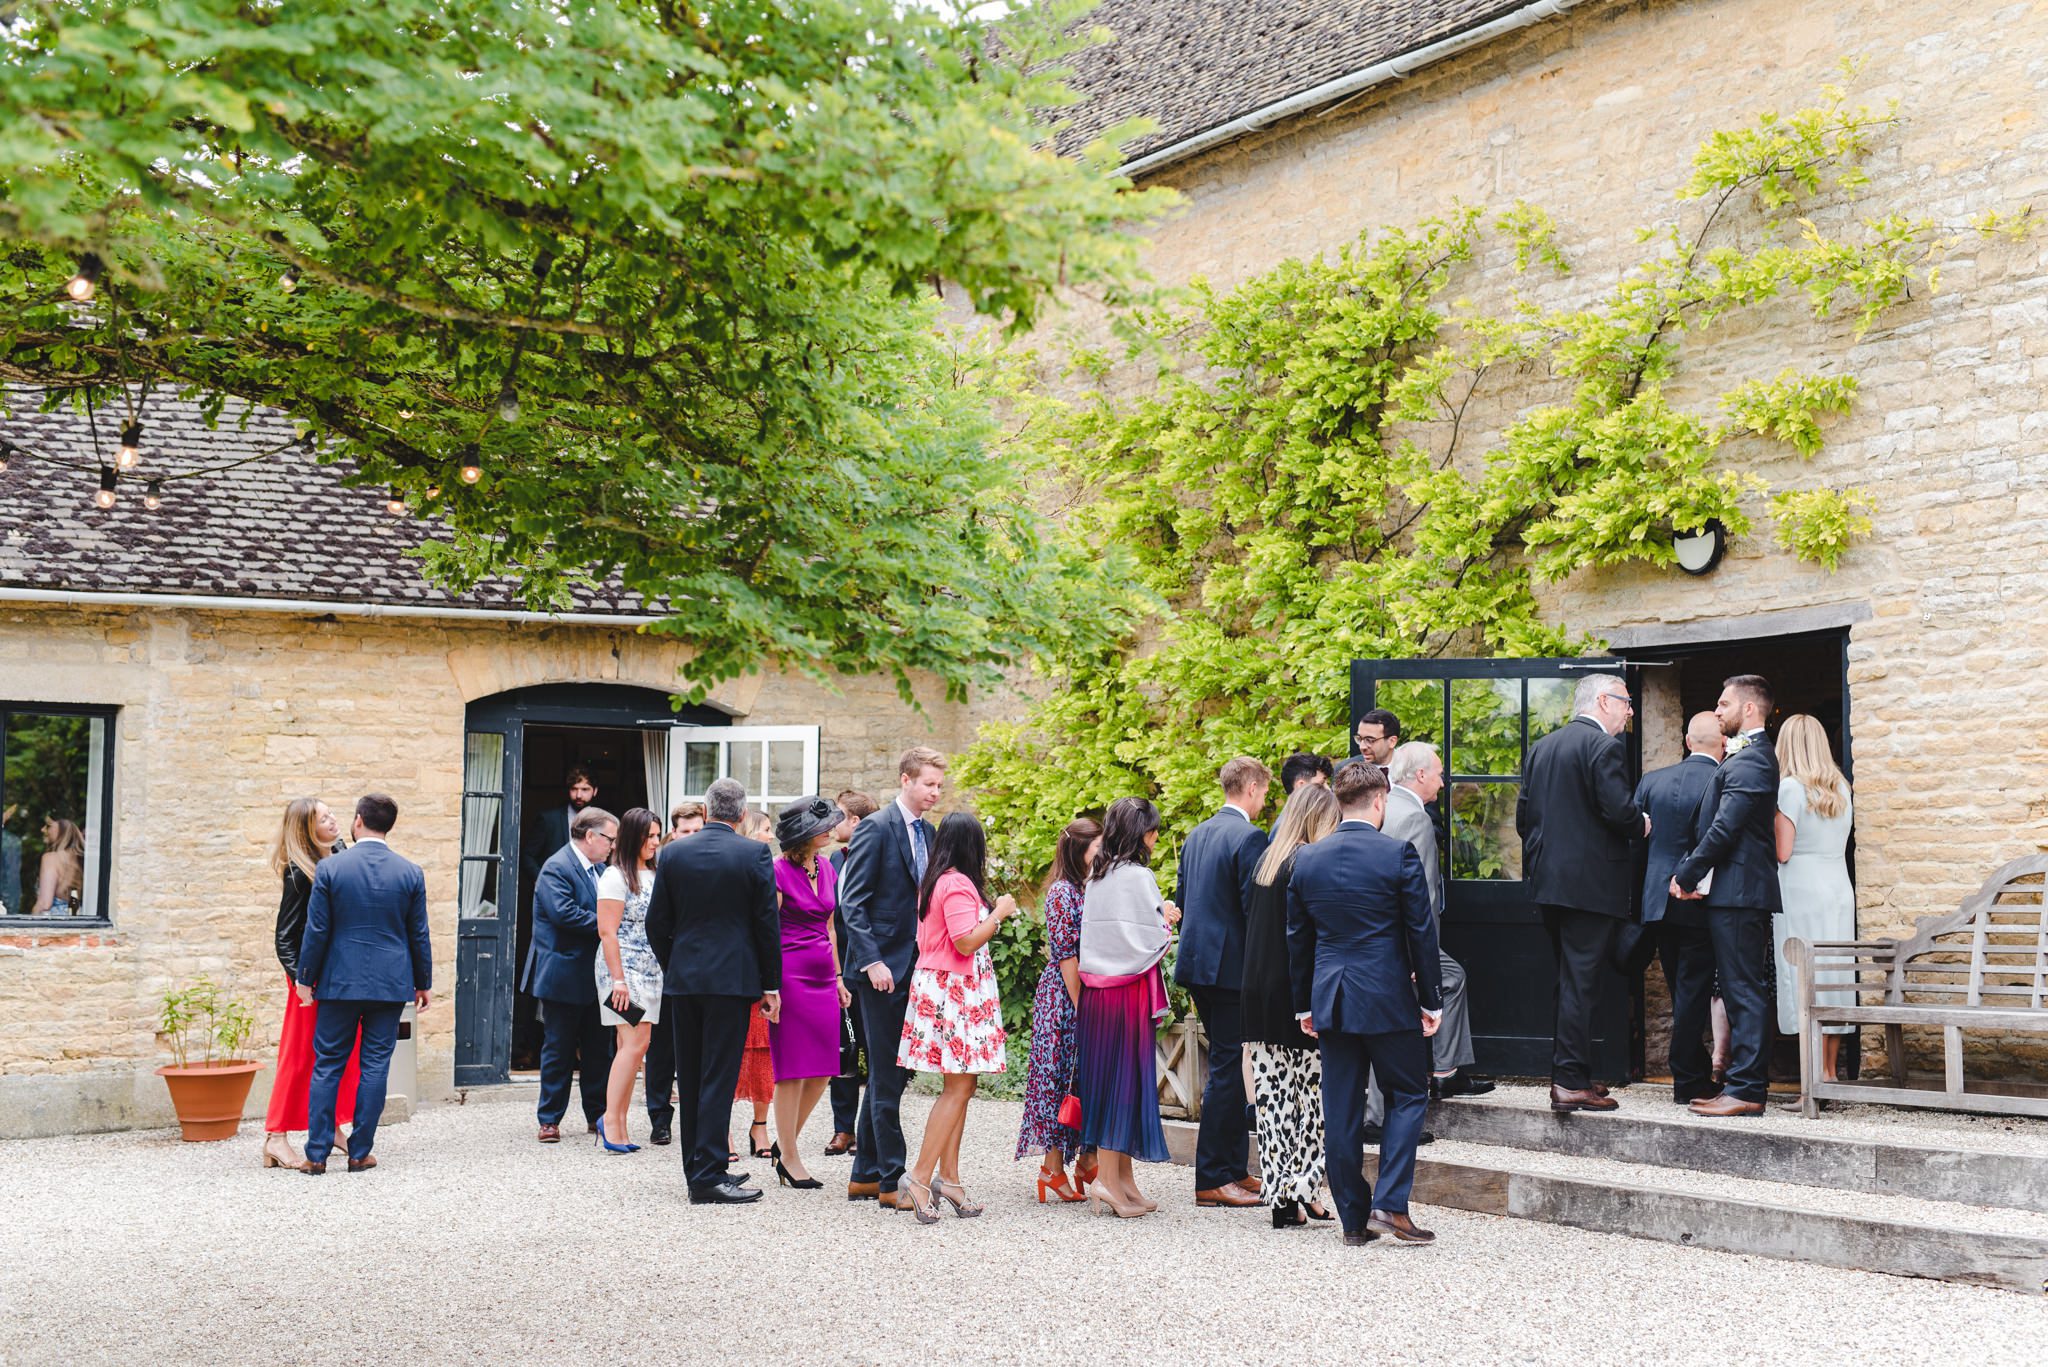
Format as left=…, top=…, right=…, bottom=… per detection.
left=1353, top=709, right=1402, bottom=771
left=1517, top=674, right=1649, bottom=1113
left=524, top=804, right=619, bottom=1142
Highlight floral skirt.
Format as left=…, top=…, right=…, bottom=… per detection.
left=898, top=949, right=1007, bottom=1075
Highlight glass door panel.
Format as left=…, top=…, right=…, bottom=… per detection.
left=667, top=725, right=821, bottom=819
left=1450, top=677, right=1522, bottom=777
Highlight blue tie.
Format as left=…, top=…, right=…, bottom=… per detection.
left=909, top=818, right=928, bottom=883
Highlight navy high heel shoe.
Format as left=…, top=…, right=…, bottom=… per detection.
left=596, top=1118, right=641, bottom=1154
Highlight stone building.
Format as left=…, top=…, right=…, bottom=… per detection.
left=1051, top=0, right=2048, bottom=1084
left=0, top=396, right=975, bottom=1138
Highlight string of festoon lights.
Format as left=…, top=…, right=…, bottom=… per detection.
left=23, top=254, right=498, bottom=516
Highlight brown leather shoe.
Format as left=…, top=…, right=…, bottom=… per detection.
left=1195, top=1182, right=1261, bottom=1208
left=1690, top=1093, right=1765, bottom=1117
left=297, top=1159, right=327, bottom=1175
left=346, top=1155, right=377, bottom=1173
left=1550, top=1084, right=1618, bottom=1113
left=878, top=1188, right=904, bottom=1211
left=1367, top=1209, right=1436, bottom=1244
left=537, top=1123, right=562, bottom=1143
left=1237, top=1175, right=1263, bottom=1195
left=847, top=1180, right=880, bottom=1201
left=824, top=1132, right=856, bottom=1156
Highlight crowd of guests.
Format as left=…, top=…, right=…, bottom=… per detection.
left=252, top=672, right=1853, bottom=1242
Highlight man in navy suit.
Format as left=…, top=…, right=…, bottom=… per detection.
left=837, top=747, right=944, bottom=1208
left=1174, top=755, right=1272, bottom=1207
left=1633, top=713, right=1725, bottom=1102
left=645, top=777, right=781, bottom=1204
left=296, top=793, right=431, bottom=1174
left=1671, top=675, right=1783, bottom=1117
left=824, top=789, right=880, bottom=1158
left=1289, top=761, right=1442, bottom=1245
left=523, top=805, right=617, bottom=1142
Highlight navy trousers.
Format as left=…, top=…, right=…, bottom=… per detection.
left=1188, top=985, right=1252, bottom=1190
left=828, top=1001, right=866, bottom=1135
left=1658, top=921, right=1718, bottom=1099
left=306, top=999, right=404, bottom=1166
left=536, top=997, right=613, bottom=1127
left=668, top=994, right=752, bottom=1190
left=851, top=978, right=912, bottom=1192
left=1709, top=908, right=1774, bottom=1103
left=1320, top=1027, right=1430, bottom=1231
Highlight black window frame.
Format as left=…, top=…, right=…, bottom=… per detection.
left=0, top=701, right=117, bottom=928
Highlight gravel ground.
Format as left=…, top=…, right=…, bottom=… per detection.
left=1473, top=1082, right=2048, bottom=1156
left=6, top=1090, right=2048, bottom=1365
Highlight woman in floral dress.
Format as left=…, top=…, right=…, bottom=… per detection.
left=1015, top=816, right=1102, bottom=1202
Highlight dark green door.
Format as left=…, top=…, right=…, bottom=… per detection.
left=1351, top=658, right=1643, bottom=1080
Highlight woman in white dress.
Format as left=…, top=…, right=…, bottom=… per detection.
left=595, top=806, right=664, bottom=1153
left=1773, top=715, right=1856, bottom=1081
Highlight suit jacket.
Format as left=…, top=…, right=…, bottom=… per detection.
left=522, top=843, right=603, bottom=1004
left=645, top=821, right=781, bottom=997
left=1633, top=753, right=1720, bottom=927
left=1286, top=822, right=1442, bottom=1035
left=836, top=803, right=934, bottom=984
left=1516, top=714, right=1644, bottom=919
left=1380, top=785, right=1443, bottom=919
left=522, top=804, right=574, bottom=880
left=1672, top=732, right=1783, bottom=913
left=1172, top=807, right=1270, bottom=990
left=298, top=840, right=431, bottom=1003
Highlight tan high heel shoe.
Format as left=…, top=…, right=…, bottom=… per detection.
left=1090, top=1191, right=1149, bottom=1218
left=901, top=1176, right=942, bottom=1225
left=261, top=1132, right=298, bottom=1169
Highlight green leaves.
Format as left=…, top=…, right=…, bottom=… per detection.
left=1772, top=488, right=1875, bottom=570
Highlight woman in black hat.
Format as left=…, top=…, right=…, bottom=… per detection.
left=766, top=795, right=850, bottom=1188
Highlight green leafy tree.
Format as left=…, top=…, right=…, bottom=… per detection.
left=959, top=76, right=2026, bottom=899
left=0, top=0, right=1169, bottom=699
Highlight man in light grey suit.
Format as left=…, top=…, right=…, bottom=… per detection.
left=1380, top=742, right=1492, bottom=1102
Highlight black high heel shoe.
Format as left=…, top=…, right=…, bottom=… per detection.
left=775, top=1147, right=824, bottom=1190
left=749, top=1120, right=774, bottom=1158
left=1271, top=1199, right=1305, bottom=1229
left=1303, top=1198, right=1333, bottom=1222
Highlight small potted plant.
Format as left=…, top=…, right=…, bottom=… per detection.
left=156, top=977, right=261, bottom=1141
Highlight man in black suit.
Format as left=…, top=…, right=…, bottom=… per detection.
left=1173, top=755, right=1272, bottom=1208
left=1633, top=712, right=1726, bottom=1103
left=824, top=789, right=879, bottom=1158
left=1516, top=672, right=1649, bottom=1112
left=644, top=800, right=707, bottom=1146
left=645, top=777, right=781, bottom=1203
left=523, top=805, right=617, bottom=1142
left=837, top=748, right=944, bottom=1209
left=1670, top=675, right=1782, bottom=1117
left=1289, top=760, right=1443, bottom=1246
left=522, top=767, right=597, bottom=881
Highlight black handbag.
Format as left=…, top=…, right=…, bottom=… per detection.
left=838, top=1006, right=862, bottom=1075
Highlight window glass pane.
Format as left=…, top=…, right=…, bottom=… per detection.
left=1372, top=679, right=1444, bottom=750
left=767, top=740, right=806, bottom=797
left=459, top=732, right=505, bottom=918
left=1450, top=677, right=1521, bottom=777
left=1527, top=677, right=1577, bottom=749
left=2, top=711, right=104, bottom=917
left=682, top=741, right=719, bottom=795
left=459, top=857, right=501, bottom=919
left=730, top=740, right=765, bottom=796
left=1449, top=780, right=1522, bottom=881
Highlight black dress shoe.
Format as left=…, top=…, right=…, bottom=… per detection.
left=1341, top=1230, right=1380, bottom=1247
left=1673, top=1087, right=1720, bottom=1105
left=649, top=1120, right=673, bottom=1146
left=1431, top=1069, right=1497, bottom=1100
left=1361, top=1124, right=1436, bottom=1145
left=689, top=1180, right=764, bottom=1205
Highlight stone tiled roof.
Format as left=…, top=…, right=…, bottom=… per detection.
left=0, top=390, right=651, bottom=616
left=1055, top=0, right=1541, bottom=164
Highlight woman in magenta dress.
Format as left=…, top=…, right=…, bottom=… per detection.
left=767, top=797, right=848, bottom=1189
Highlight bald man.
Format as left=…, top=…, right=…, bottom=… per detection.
left=1633, top=713, right=1726, bottom=1103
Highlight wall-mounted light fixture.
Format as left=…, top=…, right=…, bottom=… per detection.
left=1673, top=519, right=1727, bottom=576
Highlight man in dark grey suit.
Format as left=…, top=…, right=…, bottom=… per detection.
left=1670, top=675, right=1783, bottom=1117
left=296, top=793, right=431, bottom=1174
left=1517, top=672, right=1649, bottom=1112
left=1633, top=712, right=1725, bottom=1102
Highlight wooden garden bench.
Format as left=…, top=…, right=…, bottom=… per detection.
left=1787, top=854, right=2048, bottom=1119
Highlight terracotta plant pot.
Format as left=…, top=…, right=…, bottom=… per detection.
left=156, top=1061, right=262, bottom=1141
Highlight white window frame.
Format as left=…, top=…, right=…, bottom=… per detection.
left=668, top=725, right=821, bottom=817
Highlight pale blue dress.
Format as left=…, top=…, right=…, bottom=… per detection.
left=1773, top=777, right=1855, bottom=1035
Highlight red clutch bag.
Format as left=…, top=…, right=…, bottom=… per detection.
left=1057, top=1094, right=1083, bottom=1129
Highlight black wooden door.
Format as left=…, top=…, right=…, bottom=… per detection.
left=454, top=720, right=518, bottom=1087
left=1351, top=657, right=1643, bottom=1080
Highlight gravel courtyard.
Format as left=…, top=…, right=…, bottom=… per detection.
left=4, top=1089, right=2043, bottom=1366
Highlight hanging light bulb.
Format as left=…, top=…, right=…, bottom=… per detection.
left=386, top=489, right=407, bottom=515
left=94, top=466, right=117, bottom=509
left=397, top=408, right=415, bottom=421
left=279, top=267, right=299, bottom=294
left=143, top=478, right=163, bottom=511
left=67, top=253, right=103, bottom=302
left=424, top=483, right=442, bottom=500
left=495, top=379, right=520, bottom=424
left=458, top=444, right=482, bottom=485
left=117, top=422, right=144, bottom=469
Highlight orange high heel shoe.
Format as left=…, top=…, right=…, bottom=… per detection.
left=1072, top=1156, right=1099, bottom=1194
left=1036, top=1168, right=1086, bottom=1203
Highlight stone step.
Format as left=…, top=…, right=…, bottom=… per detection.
left=1427, top=1092, right=2048, bottom=1214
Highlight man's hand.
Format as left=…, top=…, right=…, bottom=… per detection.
left=416, top=989, right=432, bottom=1011
left=1669, top=876, right=1703, bottom=902
left=1299, top=1015, right=1318, bottom=1039
left=296, top=981, right=315, bottom=1007
left=865, top=963, right=894, bottom=994
left=1421, top=1011, right=1441, bottom=1038
left=1643, top=814, right=1653, bottom=837
left=760, top=991, right=782, bottom=1024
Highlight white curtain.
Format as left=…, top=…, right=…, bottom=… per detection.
left=642, top=729, right=669, bottom=819
left=459, top=732, right=504, bottom=918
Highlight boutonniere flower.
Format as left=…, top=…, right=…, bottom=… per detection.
left=1725, top=734, right=1751, bottom=756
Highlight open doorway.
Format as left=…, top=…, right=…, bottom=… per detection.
left=1616, top=627, right=1853, bottom=1090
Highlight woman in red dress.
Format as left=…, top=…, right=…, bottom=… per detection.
left=261, top=798, right=361, bottom=1168
left=734, top=810, right=779, bottom=1157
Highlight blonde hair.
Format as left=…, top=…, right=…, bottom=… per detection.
left=43, top=818, right=85, bottom=899
left=1220, top=755, right=1273, bottom=797
left=898, top=746, right=947, bottom=779
left=1777, top=715, right=1848, bottom=820
left=741, top=810, right=776, bottom=843
left=269, top=797, right=333, bottom=883
left=1254, top=784, right=1341, bottom=887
